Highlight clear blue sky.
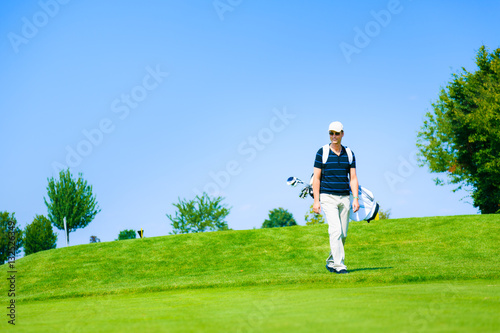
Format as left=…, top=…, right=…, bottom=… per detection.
left=1, top=1, right=499, bottom=250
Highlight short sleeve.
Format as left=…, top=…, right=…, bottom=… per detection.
left=314, top=148, right=323, bottom=168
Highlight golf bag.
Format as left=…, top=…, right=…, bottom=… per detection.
left=349, top=185, right=379, bottom=222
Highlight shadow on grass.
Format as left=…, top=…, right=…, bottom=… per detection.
left=349, top=267, right=393, bottom=272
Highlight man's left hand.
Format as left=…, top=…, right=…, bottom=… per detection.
left=352, top=198, right=360, bottom=213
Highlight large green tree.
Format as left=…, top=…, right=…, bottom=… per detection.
left=167, top=193, right=231, bottom=234
left=262, top=208, right=297, bottom=228
left=45, top=169, right=101, bottom=245
left=0, top=212, right=23, bottom=265
left=24, top=215, right=57, bottom=255
left=417, top=46, right=500, bottom=214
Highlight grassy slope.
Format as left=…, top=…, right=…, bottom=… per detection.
left=3, top=215, right=499, bottom=303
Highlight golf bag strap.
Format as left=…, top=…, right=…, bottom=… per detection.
left=322, top=144, right=353, bottom=165
left=321, top=144, right=330, bottom=164
left=346, top=147, right=353, bottom=166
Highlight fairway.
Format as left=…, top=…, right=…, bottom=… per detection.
left=16, top=281, right=500, bottom=332
left=2, top=215, right=500, bottom=332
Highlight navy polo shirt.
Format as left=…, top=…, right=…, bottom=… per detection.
left=314, top=145, right=356, bottom=195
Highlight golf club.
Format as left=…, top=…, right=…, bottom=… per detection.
left=286, top=176, right=313, bottom=199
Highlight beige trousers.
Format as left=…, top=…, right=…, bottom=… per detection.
left=320, top=193, right=351, bottom=271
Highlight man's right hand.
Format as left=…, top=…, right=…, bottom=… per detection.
left=313, top=201, right=321, bottom=214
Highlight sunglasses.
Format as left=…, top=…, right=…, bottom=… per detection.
left=329, top=131, right=342, bottom=136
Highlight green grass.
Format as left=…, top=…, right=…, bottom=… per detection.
left=2, top=215, right=500, bottom=332
left=12, top=281, right=500, bottom=333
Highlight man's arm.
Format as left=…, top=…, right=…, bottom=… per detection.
left=312, top=167, right=322, bottom=214
left=350, top=167, right=360, bottom=213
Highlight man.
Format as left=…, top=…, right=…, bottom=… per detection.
left=312, top=121, right=359, bottom=274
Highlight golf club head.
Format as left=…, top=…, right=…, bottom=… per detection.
left=299, top=185, right=313, bottom=199
left=287, top=176, right=303, bottom=187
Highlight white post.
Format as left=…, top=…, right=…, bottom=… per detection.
left=63, top=217, right=68, bottom=247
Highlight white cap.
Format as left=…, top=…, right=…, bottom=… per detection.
left=328, top=121, right=343, bottom=132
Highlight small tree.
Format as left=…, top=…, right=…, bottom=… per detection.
left=167, top=193, right=231, bottom=234
left=24, top=215, right=57, bottom=255
left=0, top=212, right=23, bottom=265
left=262, top=208, right=297, bottom=228
left=90, top=236, right=101, bottom=243
left=305, top=204, right=325, bottom=225
left=45, top=169, right=101, bottom=245
left=116, top=229, right=136, bottom=240
left=378, top=208, right=392, bottom=220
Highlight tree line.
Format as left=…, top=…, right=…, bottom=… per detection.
left=0, top=167, right=336, bottom=263
left=0, top=169, right=308, bottom=263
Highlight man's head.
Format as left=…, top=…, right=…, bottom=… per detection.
left=328, top=121, right=344, bottom=143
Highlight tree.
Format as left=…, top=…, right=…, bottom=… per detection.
left=23, top=215, right=57, bottom=255
left=45, top=169, right=101, bottom=245
left=0, top=212, right=23, bottom=265
left=262, top=208, right=297, bottom=228
left=305, top=204, right=325, bottom=225
left=167, top=193, right=231, bottom=234
left=116, top=229, right=136, bottom=240
left=378, top=208, right=391, bottom=220
left=89, top=236, right=101, bottom=243
left=417, top=46, right=500, bottom=214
